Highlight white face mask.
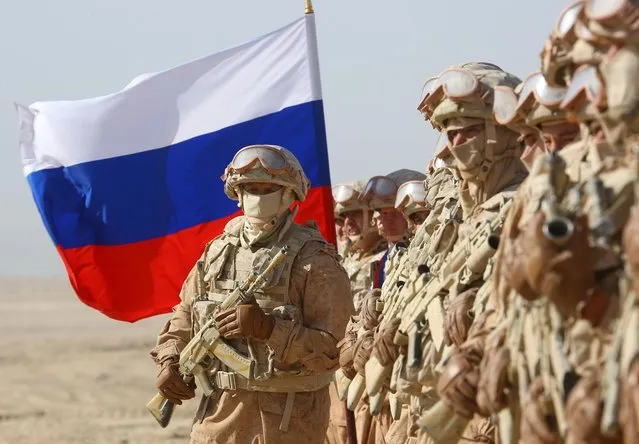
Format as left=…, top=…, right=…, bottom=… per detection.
left=241, top=189, right=285, bottom=219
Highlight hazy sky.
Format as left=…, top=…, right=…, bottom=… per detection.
left=0, top=0, right=565, bottom=276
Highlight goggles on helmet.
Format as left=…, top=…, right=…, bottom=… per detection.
left=494, top=73, right=569, bottom=125
left=585, top=0, right=639, bottom=23
left=559, top=64, right=606, bottom=112
left=363, top=176, right=398, bottom=207
left=226, top=145, right=288, bottom=175
left=552, top=1, right=586, bottom=44
left=332, top=184, right=361, bottom=204
left=395, top=181, right=427, bottom=209
left=417, top=68, right=480, bottom=115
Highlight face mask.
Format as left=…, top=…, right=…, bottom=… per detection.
left=520, top=139, right=546, bottom=171
left=449, top=135, right=487, bottom=181
left=241, top=189, right=285, bottom=219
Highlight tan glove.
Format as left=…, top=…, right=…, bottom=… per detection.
left=436, top=347, right=482, bottom=419
left=353, top=330, right=374, bottom=375
left=521, top=212, right=595, bottom=318
left=338, top=331, right=358, bottom=380
left=566, top=374, right=622, bottom=444
left=371, top=318, right=401, bottom=366
left=520, top=377, right=559, bottom=444
left=215, top=304, right=275, bottom=340
left=155, top=361, right=196, bottom=405
left=500, top=234, right=539, bottom=301
left=477, top=328, right=510, bottom=416
left=444, top=287, right=477, bottom=347
left=360, top=289, right=382, bottom=331
left=620, top=358, right=639, bottom=444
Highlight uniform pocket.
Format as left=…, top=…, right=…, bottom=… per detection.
left=257, top=391, right=316, bottom=419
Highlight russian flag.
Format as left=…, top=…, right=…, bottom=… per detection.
left=16, top=13, right=335, bottom=322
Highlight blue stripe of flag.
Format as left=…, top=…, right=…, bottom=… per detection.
left=26, top=100, right=330, bottom=249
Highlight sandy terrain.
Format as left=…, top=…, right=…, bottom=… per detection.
left=0, top=277, right=198, bottom=444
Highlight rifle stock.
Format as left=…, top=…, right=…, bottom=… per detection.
left=334, top=368, right=353, bottom=401
left=417, top=400, right=469, bottom=443
left=146, top=392, right=175, bottom=428
left=365, top=356, right=390, bottom=396
left=347, top=373, right=366, bottom=410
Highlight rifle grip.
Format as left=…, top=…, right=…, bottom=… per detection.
left=146, top=392, right=175, bottom=428
left=365, top=356, right=391, bottom=396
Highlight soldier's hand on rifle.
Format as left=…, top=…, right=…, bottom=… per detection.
left=444, top=287, right=477, bottom=347
left=477, top=329, right=510, bottom=415
left=371, top=318, right=401, bottom=366
left=360, top=289, right=382, bottom=330
left=155, top=361, right=196, bottom=405
left=353, top=330, right=374, bottom=375
left=215, top=304, right=275, bottom=340
left=566, top=373, right=619, bottom=443
left=520, top=377, right=559, bottom=444
left=436, top=347, right=482, bottom=419
left=338, top=331, right=358, bottom=379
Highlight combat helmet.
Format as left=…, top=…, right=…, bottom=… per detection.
left=363, top=169, right=427, bottom=210
left=418, top=62, right=521, bottom=128
left=222, top=144, right=310, bottom=201
left=333, top=180, right=369, bottom=217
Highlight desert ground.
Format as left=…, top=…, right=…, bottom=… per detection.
left=0, top=277, right=198, bottom=444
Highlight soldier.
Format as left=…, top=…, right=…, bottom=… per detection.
left=395, top=179, right=431, bottom=238
left=384, top=62, right=526, bottom=444
left=334, top=180, right=388, bottom=313
left=380, top=163, right=461, bottom=444
left=339, top=169, right=427, bottom=444
left=471, top=4, right=637, bottom=443
left=149, top=144, right=353, bottom=444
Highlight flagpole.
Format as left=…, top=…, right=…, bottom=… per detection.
left=305, top=0, right=314, bottom=14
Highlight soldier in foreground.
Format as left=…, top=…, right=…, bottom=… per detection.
left=149, top=144, right=353, bottom=444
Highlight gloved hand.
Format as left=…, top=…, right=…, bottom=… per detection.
left=500, top=234, right=539, bottom=301
left=360, top=289, right=382, bottom=330
left=477, top=329, right=510, bottom=416
left=566, top=374, right=621, bottom=443
left=521, top=212, right=595, bottom=318
left=371, top=318, right=401, bottom=366
left=353, top=330, right=374, bottom=375
left=620, top=358, right=639, bottom=444
left=215, top=303, right=275, bottom=340
left=338, top=331, right=358, bottom=380
left=444, top=287, right=477, bottom=347
left=436, top=347, right=482, bottom=419
left=155, top=361, right=196, bottom=405
left=519, top=377, right=559, bottom=444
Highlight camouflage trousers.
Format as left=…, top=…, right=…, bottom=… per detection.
left=190, top=387, right=330, bottom=444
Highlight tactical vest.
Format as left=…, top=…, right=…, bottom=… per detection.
left=191, top=216, right=332, bottom=393
left=341, top=244, right=387, bottom=312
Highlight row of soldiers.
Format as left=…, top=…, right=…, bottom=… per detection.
left=327, top=1, right=639, bottom=443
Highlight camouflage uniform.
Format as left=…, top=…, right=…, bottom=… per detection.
left=150, top=145, right=353, bottom=444
left=393, top=62, right=527, bottom=444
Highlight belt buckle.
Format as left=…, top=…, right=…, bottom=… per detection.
left=215, top=371, right=237, bottom=390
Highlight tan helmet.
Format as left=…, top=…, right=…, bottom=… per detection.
left=421, top=62, right=521, bottom=129
left=363, top=169, right=427, bottom=210
left=222, top=144, right=310, bottom=201
left=333, top=180, right=369, bottom=217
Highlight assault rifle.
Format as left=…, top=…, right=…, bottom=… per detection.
left=146, top=246, right=289, bottom=427
left=365, top=199, right=512, bottom=396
